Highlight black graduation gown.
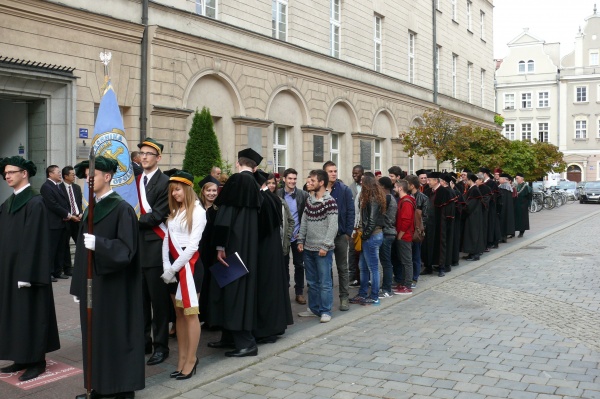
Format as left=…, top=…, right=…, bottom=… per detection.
left=422, top=186, right=434, bottom=267
left=199, top=204, right=217, bottom=322
left=70, top=193, right=144, bottom=395
left=253, top=190, right=293, bottom=339
left=208, top=171, right=262, bottom=332
left=451, top=188, right=464, bottom=265
left=484, top=179, right=501, bottom=245
left=0, top=188, right=60, bottom=363
left=514, top=183, right=531, bottom=232
left=427, top=186, right=455, bottom=267
left=462, top=186, right=485, bottom=254
left=498, top=185, right=516, bottom=238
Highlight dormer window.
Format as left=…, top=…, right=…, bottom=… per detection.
left=518, top=60, right=534, bottom=74
left=518, top=61, right=525, bottom=73
left=527, top=60, right=534, bottom=72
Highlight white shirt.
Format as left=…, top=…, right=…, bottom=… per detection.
left=63, top=182, right=81, bottom=215
left=141, top=167, right=158, bottom=187
left=162, top=201, right=207, bottom=273
left=14, top=183, right=31, bottom=195
left=96, top=189, right=114, bottom=202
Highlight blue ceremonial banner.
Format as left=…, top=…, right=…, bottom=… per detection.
left=83, top=80, right=140, bottom=215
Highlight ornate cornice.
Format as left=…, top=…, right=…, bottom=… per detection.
left=351, top=132, right=381, bottom=140
left=232, top=116, right=273, bottom=128
left=151, top=105, right=193, bottom=119
left=301, top=125, right=333, bottom=135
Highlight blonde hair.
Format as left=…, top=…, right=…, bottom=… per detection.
left=200, top=182, right=218, bottom=209
left=167, top=182, right=198, bottom=233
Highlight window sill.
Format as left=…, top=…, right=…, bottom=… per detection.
left=481, top=38, right=487, bottom=44
left=574, top=101, right=589, bottom=105
left=437, top=8, right=442, bottom=13
left=537, top=106, right=550, bottom=109
left=573, top=138, right=589, bottom=141
left=503, top=108, right=516, bottom=111
left=452, top=19, right=459, bottom=25
left=520, top=108, right=533, bottom=111
left=467, top=29, right=473, bottom=34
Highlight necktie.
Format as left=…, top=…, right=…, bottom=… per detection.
left=68, top=186, right=77, bottom=215
left=143, top=175, right=148, bottom=188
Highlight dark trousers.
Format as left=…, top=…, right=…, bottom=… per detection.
left=348, top=242, right=361, bottom=282
left=50, top=227, right=67, bottom=277
left=142, top=267, right=171, bottom=352
left=391, top=240, right=403, bottom=284
left=221, top=329, right=256, bottom=349
left=285, top=241, right=305, bottom=295
left=62, top=220, right=80, bottom=274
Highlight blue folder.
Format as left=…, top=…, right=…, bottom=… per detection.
left=209, top=252, right=249, bottom=288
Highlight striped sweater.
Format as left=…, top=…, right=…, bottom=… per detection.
left=297, top=192, right=339, bottom=252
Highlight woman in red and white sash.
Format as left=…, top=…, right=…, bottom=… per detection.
left=161, top=170, right=206, bottom=380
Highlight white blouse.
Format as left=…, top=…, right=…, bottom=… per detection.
left=162, top=201, right=207, bottom=272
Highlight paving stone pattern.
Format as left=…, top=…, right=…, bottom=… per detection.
left=179, top=213, right=600, bottom=399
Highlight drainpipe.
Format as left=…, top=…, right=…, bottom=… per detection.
left=432, top=0, right=438, bottom=104
left=140, top=0, right=149, bottom=141
left=556, top=68, right=561, bottom=177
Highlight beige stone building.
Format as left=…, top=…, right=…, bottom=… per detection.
left=0, top=0, right=495, bottom=196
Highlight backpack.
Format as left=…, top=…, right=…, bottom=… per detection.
left=400, top=197, right=425, bottom=243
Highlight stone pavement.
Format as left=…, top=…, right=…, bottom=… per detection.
left=0, top=202, right=598, bottom=398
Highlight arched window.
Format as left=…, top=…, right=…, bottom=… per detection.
left=527, top=60, right=534, bottom=72
left=518, top=60, right=525, bottom=73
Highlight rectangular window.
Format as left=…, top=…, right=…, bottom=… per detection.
left=330, top=0, right=341, bottom=58
left=480, top=69, right=485, bottom=107
left=452, top=54, right=457, bottom=98
left=374, top=139, right=381, bottom=171
left=538, top=122, right=549, bottom=142
left=480, top=11, right=485, bottom=40
left=467, top=62, right=472, bottom=102
left=576, top=86, right=587, bottom=102
left=590, top=51, right=599, bottom=66
left=575, top=120, right=587, bottom=139
left=504, top=124, right=515, bottom=140
left=196, top=0, right=217, bottom=18
left=597, top=119, right=600, bottom=138
left=374, top=16, right=382, bottom=72
left=435, top=45, right=441, bottom=92
left=538, top=91, right=549, bottom=107
left=521, top=123, right=531, bottom=141
left=408, top=32, right=415, bottom=83
left=451, top=0, right=457, bottom=21
left=521, top=92, right=532, bottom=108
left=408, top=157, right=414, bottom=174
left=504, top=93, right=515, bottom=109
left=436, top=0, right=441, bottom=10
left=330, top=133, right=340, bottom=166
left=271, top=0, right=287, bottom=40
left=273, top=126, right=287, bottom=175
left=466, top=1, right=472, bottom=30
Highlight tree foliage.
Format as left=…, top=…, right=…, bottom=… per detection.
left=452, top=126, right=509, bottom=172
left=182, top=107, right=222, bottom=178
left=494, top=114, right=505, bottom=127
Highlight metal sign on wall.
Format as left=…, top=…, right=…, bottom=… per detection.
left=360, top=140, right=372, bottom=171
left=313, top=135, right=324, bottom=162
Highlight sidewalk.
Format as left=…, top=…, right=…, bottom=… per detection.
left=0, top=203, right=596, bottom=399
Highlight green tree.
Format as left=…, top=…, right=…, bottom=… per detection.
left=399, top=110, right=460, bottom=170
left=531, top=140, right=566, bottom=180
left=452, top=126, right=509, bottom=172
left=183, top=107, right=222, bottom=178
left=494, top=114, right=505, bottom=127
left=502, top=139, right=566, bottom=181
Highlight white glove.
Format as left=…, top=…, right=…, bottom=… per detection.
left=161, top=269, right=177, bottom=284
left=18, top=281, right=31, bottom=288
left=163, top=262, right=172, bottom=273
left=84, top=233, right=96, bottom=251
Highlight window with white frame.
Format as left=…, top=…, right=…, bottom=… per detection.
left=330, top=0, right=341, bottom=58
left=408, top=156, right=414, bottom=174
left=480, top=69, right=485, bottom=107
left=597, top=119, right=600, bottom=138
left=538, top=122, right=549, bottom=142
left=271, top=0, right=287, bottom=40
left=518, top=61, right=525, bottom=73
left=374, top=15, right=382, bottom=72
left=408, top=32, right=416, bottom=83
left=466, top=1, right=472, bottom=30
left=374, top=139, right=381, bottom=171
left=480, top=11, right=485, bottom=40
left=590, top=50, right=599, bottom=66
left=436, top=0, right=441, bottom=10
left=521, top=92, right=532, bottom=109
left=330, top=133, right=340, bottom=166
left=504, top=124, right=515, bottom=140
left=575, top=120, right=587, bottom=139
left=196, top=0, right=217, bottom=18
left=467, top=62, right=473, bottom=102
left=504, top=93, right=515, bottom=109
left=436, top=45, right=441, bottom=92
left=521, top=123, right=532, bottom=141
left=273, top=126, right=287, bottom=174
left=538, top=91, right=549, bottom=107
left=452, top=54, right=457, bottom=98
left=527, top=60, right=534, bottom=73
left=576, top=86, right=587, bottom=102
left=451, top=0, right=457, bottom=21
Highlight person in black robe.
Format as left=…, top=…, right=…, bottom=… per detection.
left=71, top=157, right=144, bottom=399
left=448, top=175, right=464, bottom=267
left=514, top=173, right=531, bottom=237
left=253, top=171, right=293, bottom=343
left=480, top=167, right=501, bottom=249
left=422, top=172, right=455, bottom=277
left=462, top=174, right=485, bottom=261
left=497, top=173, right=516, bottom=242
left=198, top=178, right=219, bottom=324
left=475, top=174, right=491, bottom=253
left=207, top=148, right=263, bottom=357
left=439, top=174, right=458, bottom=273
left=0, top=156, right=60, bottom=381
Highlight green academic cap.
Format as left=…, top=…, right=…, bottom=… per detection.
left=138, top=137, right=164, bottom=155
left=168, top=169, right=194, bottom=187
left=0, top=156, right=37, bottom=179
left=74, top=156, right=118, bottom=179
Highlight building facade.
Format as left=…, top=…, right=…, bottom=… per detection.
left=0, top=0, right=495, bottom=197
left=495, top=7, right=600, bottom=183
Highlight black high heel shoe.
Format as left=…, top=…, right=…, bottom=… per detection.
left=175, top=357, right=198, bottom=380
left=170, top=370, right=182, bottom=378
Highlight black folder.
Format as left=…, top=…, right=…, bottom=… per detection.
left=209, top=252, right=249, bottom=288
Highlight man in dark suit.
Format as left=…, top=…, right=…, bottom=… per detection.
left=137, top=138, right=171, bottom=366
left=131, top=151, right=143, bottom=177
left=59, top=166, right=83, bottom=276
left=40, top=165, right=73, bottom=281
